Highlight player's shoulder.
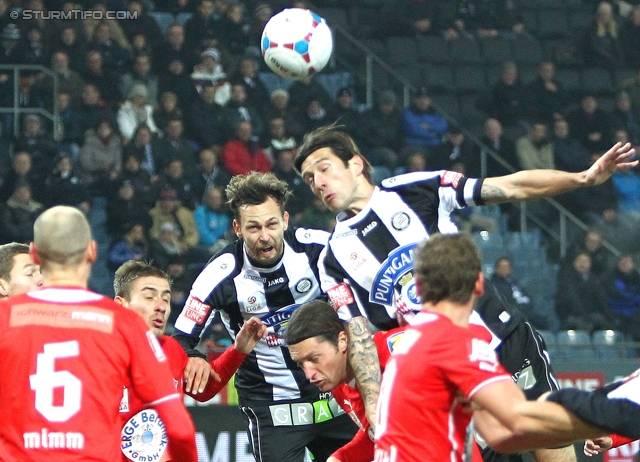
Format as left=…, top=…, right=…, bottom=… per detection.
left=290, top=226, right=330, bottom=246
left=191, top=247, right=239, bottom=299
left=380, top=170, right=460, bottom=190
left=159, top=335, right=187, bottom=363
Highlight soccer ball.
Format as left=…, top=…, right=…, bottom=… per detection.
left=261, top=8, right=333, bottom=80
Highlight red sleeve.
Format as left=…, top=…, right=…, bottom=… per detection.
left=192, top=344, right=247, bottom=402
left=611, top=434, right=636, bottom=448
left=374, top=327, right=406, bottom=370
left=122, top=312, right=197, bottom=462
left=331, top=428, right=374, bottom=462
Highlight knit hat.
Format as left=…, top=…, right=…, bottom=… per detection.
left=128, top=83, right=148, bottom=99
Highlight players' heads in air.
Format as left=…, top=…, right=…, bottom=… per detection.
left=226, top=171, right=291, bottom=266
left=295, top=124, right=373, bottom=214
left=285, top=300, right=350, bottom=392
left=0, top=242, right=43, bottom=298
left=31, top=206, right=95, bottom=273
left=114, top=260, right=172, bottom=337
left=414, top=233, right=483, bottom=305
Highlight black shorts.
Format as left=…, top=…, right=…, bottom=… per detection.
left=240, top=398, right=358, bottom=462
left=479, top=321, right=562, bottom=462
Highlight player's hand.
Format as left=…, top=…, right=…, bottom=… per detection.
left=327, top=457, right=342, bottom=462
left=584, top=142, right=637, bottom=186
left=234, top=317, right=267, bottom=354
left=583, top=437, right=613, bottom=456
left=184, top=357, right=220, bottom=394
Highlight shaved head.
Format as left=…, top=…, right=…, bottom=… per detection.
left=33, top=206, right=92, bottom=268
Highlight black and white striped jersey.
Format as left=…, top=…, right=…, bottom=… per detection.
left=173, top=227, right=330, bottom=406
left=321, top=171, right=484, bottom=330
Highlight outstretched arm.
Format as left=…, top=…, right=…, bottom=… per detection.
left=346, top=316, right=380, bottom=431
left=480, top=142, right=637, bottom=204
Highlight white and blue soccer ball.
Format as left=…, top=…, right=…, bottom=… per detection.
left=261, top=8, right=333, bottom=80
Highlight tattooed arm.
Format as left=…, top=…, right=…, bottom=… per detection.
left=480, top=142, right=637, bottom=205
left=347, top=316, right=381, bottom=431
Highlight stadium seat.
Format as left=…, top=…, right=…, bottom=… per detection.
left=520, top=8, right=539, bottom=35
left=448, top=37, right=484, bottom=64
left=431, top=94, right=461, bottom=121
left=511, top=37, right=544, bottom=65
left=416, top=35, right=450, bottom=64
left=538, top=8, right=570, bottom=39
left=556, top=330, right=593, bottom=359
left=454, top=64, right=487, bottom=95
left=581, top=67, right=615, bottom=97
left=479, top=36, right=513, bottom=64
left=387, top=36, right=417, bottom=66
left=459, top=97, right=489, bottom=125
left=422, top=63, right=456, bottom=94
left=395, top=64, right=422, bottom=87
left=592, top=330, right=629, bottom=359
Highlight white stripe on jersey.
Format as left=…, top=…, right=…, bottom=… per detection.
left=28, top=288, right=104, bottom=303
left=607, top=370, right=640, bottom=405
left=469, top=311, right=502, bottom=351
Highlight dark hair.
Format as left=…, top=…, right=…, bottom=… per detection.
left=414, top=233, right=482, bottom=305
left=113, top=260, right=170, bottom=300
left=0, top=243, right=30, bottom=281
left=225, top=171, right=291, bottom=221
left=284, top=300, right=345, bottom=346
left=294, top=124, right=373, bottom=184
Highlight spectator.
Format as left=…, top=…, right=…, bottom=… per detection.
left=610, top=169, right=640, bottom=222
left=261, top=88, right=305, bottom=141
left=106, top=179, right=152, bottom=237
left=445, top=0, right=499, bottom=39
left=221, top=120, right=271, bottom=175
left=552, top=117, right=591, bottom=172
left=402, top=86, right=448, bottom=153
left=609, top=91, right=640, bottom=144
left=0, top=151, right=37, bottom=203
left=74, top=83, right=115, bottom=142
left=188, top=84, right=226, bottom=148
left=55, top=91, right=83, bottom=153
left=562, top=229, right=613, bottom=282
left=191, top=147, right=231, bottom=203
left=621, top=5, right=640, bottom=69
left=430, top=125, right=477, bottom=174
left=79, top=118, right=122, bottom=196
left=160, top=158, right=199, bottom=210
left=184, top=0, right=221, bottom=50
left=487, top=60, right=528, bottom=128
left=13, top=25, right=49, bottom=68
left=31, top=51, right=84, bottom=108
left=525, top=61, right=567, bottom=125
left=154, top=24, right=196, bottom=77
left=45, top=152, right=90, bottom=213
left=261, top=116, right=291, bottom=153
left=155, top=118, right=197, bottom=173
left=556, top=252, right=610, bottom=332
left=0, top=23, right=20, bottom=65
left=392, top=0, right=439, bottom=37
left=302, top=98, right=330, bottom=133
left=490, top=256, right=548, bottom=329
left=82, top=21, right=131, bottom=73
left=231, top=56, right=269, bottom=108
left=80, top=50, right=121, bottom=106
left=326, top=87, right=364, bottom=147
left=223, top=82, right=264, bottom=137
left=361, top=89, right=403, bottom=171
left=0, top=180, right=43, bottom=245
left=287, top=74, right=332, bottom=115
left=117, top=84, right=159, bottom=144
left=120, top=53, right=160, bottom=108
left=300, top=197, right=336, bottom=232
left=120, top=1, right=164, bottom=50
left=82, top=4, right=131, bottom=55
left=581, top=1, right=624, bottom=70
left=603, top=253, right=640, bottom=340
left=54, top=25, right=83, bottom=72
left=270, top=137, right=316, bottom=224
left=220, top=3, right=251, bottom=57
left=477, top=117, right=519, bottom=177
left=13, top=114, right=57, bottom=185
left=153, top=91, right=184, bottom=135
left=149, top=222, right=186, bottom=271
left=191, top=47, right=231, bottom=106
left=123, top=124, right=162, bottom=178
left=107, top=222, right=149, bottom=271
left=117, top=151, right=158, bottom=209
left=403, top=150, right=428, bottom=173
left=149, top=188, right=200, bottom=252
left=159, top=57, right=198, bottom=112
left=516, top=121, right=555, bottom=170
left=194, top=187, right=231, bottom=255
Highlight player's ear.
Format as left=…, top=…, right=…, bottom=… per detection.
left=474, top=272, right=485, bottom=296
left=29, top=242, right=40, bottom=265
left=338, top=330, right=348, bottom=353
left=0, top=278, right=9, bottom=297
left=114, top=295, right=127, bottom=306
left=87, top=240, right=98, bottom=264
left=349, top=154, right=364, bottom=176
left=232, top=219, right=242, bottom=238
left=283, top=211, right=289, bottom=230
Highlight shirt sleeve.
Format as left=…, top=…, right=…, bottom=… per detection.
left=331, top=428, right=374, bottom=462
left=319, top=245, right=366, bottom=321
left=195, top=345, right=247, bottom=402
left=610, top=434, right=636, bottom=448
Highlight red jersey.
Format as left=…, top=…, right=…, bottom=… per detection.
left=120, top=336, right=247, bottom=461
left=0, top=287, right=197, bottom=462
left=374, top=311, right=511, bottom=462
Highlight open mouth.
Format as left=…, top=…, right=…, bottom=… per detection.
left=152, top=318, right=165, bottom=328
left=259, top=246, right=274, bottom=255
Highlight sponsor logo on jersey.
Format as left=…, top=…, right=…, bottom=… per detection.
left=386, top=331, right=405, bottom=354
left=269, top=396, right=345, bottom=426
left=391, top=212, right=410, bottom=230
left=469, top=338, right=499, bottom=372
left=371, top=243, right=418, bottom=306
left=334, top=229, right=357, bottom=239
left=119, top=386, right=130, bottom=413
left=440, top=170, right=463, bottom=188
left=146, top=331, right=166, bottom=362
left=362, top=221, right=378, bottom=237
left=267, top=277, right=285, bottom=287
left=244, top=294, right=263, bottom=313
left=10, top=304, right=114, bottom=333
left=244, top=274, right=266, bottom=283
left=261, top=304, right=300, bottom=348
left=295, top=278, right=312, bottom=293
left=183, top=296, right=210, bottom=324
left=327, top=283, right=355, bottom=310
left=121, top=409, right=168, bottom=461
left=23, top=428, right=84, bottom=449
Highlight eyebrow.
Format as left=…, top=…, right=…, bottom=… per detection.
left=140, top=286, right=172, bottom=297
left=302, top=156, right=330, bottom=176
